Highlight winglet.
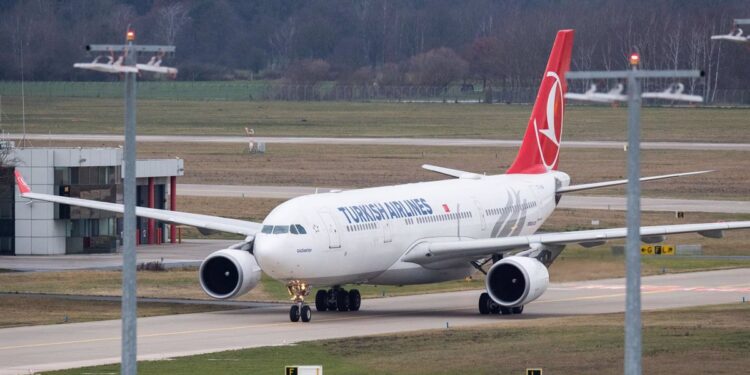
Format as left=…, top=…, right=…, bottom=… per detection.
left=14, top=170, right=31, bottom=195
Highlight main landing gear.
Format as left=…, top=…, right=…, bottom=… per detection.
left=288, top=281, right=312, bottom=323
left=314, top=287, right=361, bottom=312
left=478, top=292, right=524, bottom=315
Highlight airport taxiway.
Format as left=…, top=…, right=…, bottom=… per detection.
left=0, top=268, right=747, bottom=374
left=178, top=184, right=750, bottom=214
left=8, top=133, right=750, bottom=151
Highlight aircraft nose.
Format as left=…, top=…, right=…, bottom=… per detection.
left=253, top=235, right=290, bottom=280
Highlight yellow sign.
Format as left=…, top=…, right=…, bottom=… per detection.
left=641, top=245, right=674, bottom=255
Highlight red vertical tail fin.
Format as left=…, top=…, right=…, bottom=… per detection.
left=507, top=30, right=574, bottom=174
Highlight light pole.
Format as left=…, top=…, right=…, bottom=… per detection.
left=74, top=29, right=175, bottom=375
left=566, top=57, right=702, bottom=375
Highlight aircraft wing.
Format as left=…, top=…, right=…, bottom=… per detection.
left=557, top=170, right=713, bottom=193
left=14, top=171, right=261, bottom=237
left=402, top=221, right=750, bottom=265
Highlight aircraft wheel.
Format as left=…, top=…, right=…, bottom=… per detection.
left=327, top=289, right=338, bottom=310
left=336, top=290, right=350, bottom=311
left=489, top=301, right=501, bottom=314
left=349, top=289, right=361, bottom=311
left=499, top=306, right=512, bottom=315
left=315, top=290, right=328, bottom=312
left=301, top=305, right=312, bottom=322
left=289, top=305, right=301, bottom=322
left=512, top=306, right=524, bottom=314
left=478, top=292, right=491, bottom=315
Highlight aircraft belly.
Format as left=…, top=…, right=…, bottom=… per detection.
left=369, top=262, right=475, bottom=285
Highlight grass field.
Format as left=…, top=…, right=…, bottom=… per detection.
left=44, top=303, right=750, bottom=375
left=32, top=140, right=750, bottom=200
left=0, top=294, right=232, bottom=328
left=2, top=96, right=750, bottom=142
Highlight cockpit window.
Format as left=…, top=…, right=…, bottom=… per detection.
left=263, top=224, right=306, bottom=235
left=272, top=225, right=290, bottom=234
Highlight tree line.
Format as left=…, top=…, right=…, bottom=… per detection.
left=0, top=0, right=748, bottom=98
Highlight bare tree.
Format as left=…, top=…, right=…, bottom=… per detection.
left=269, top=17, right=296, bottom=70
left=0, top=140, right=18, bottom=169
left=664, top=16, right=683, bottom=71
left=157, top=2, right=191, bottom=45
left=111, top=4, right=136, bottom=38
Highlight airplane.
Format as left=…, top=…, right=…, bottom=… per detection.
left=73, top=55, right=139, bottom=74
left=641, top=83, right=703, bottom=103
left=710, top=28, right=750, bottom=43
left=136, top=55, right=178, bottom=76
left=15, top=29, right=750, bottom=323
left=565, top=83, right=627, bottom=103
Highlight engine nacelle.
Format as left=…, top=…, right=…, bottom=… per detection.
left=486, top=256, right=549, bottom=307
left=199, top=249, right=262, bottom=299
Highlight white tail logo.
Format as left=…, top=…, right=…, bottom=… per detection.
left=533, top=71, right=564, bottom=170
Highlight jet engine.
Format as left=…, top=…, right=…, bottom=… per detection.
left=199, top=248, right=262, bottom=299
left=485, top=256, right=549, bottom=307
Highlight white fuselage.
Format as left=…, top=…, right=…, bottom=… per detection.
left=253, top=171, right=568, bottom=287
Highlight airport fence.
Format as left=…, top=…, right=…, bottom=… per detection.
left=0, top=81, right=748, bottom=106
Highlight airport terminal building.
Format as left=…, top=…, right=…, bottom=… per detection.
left=0, top=144, right=183, bottom=255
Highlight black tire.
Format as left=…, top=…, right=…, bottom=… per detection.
left=499, top=306, right=512, bottom=315
left=289, top=305, right=301, bottom=322
left=512, top=306, right=524, bottom=314
left=301, top=305, right=312, bottom=322
left=327, top=289, right=338, bottom=310
left=489, top=301, right=501, bottom=314
left=336, top=290, right=350, bottom=311
left=315, top=290, right=328, bottom=312
left=479, top=293, right=491, bottom=315
left=349, top=289, right=361, bottom=311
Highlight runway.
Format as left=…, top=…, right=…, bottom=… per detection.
left=0, top=268, right=747, bottom=374
left=7, top=133, right=750, bottom=151
left=178, top=184, right=750, bottom=214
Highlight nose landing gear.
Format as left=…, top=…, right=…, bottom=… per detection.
left=287, top=281, right=312, bottom=323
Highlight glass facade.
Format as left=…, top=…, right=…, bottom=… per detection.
left=0, top=167, right=13, bottom=255
left=55, top=166, right=121, bottom=253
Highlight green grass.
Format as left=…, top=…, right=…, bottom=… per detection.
left=44, top=303, right=750, bottom=375
left=0, top=81, right=484, bottom=102
left=2, top=96, right=750, bottom=142
left=0, top=294, right=233, bottom=328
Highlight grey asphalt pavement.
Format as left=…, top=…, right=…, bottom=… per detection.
left=0, top=268, right=747, bottom=374
left=8, top=133, right=750, bottom=151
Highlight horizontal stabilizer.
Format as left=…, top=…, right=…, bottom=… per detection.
left=422, top=164, right=482, bottom=179
left=557, top=170, right=713, bottom=193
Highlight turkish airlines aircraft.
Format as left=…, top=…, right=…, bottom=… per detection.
left=15, top=29, right=750, bottom=323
